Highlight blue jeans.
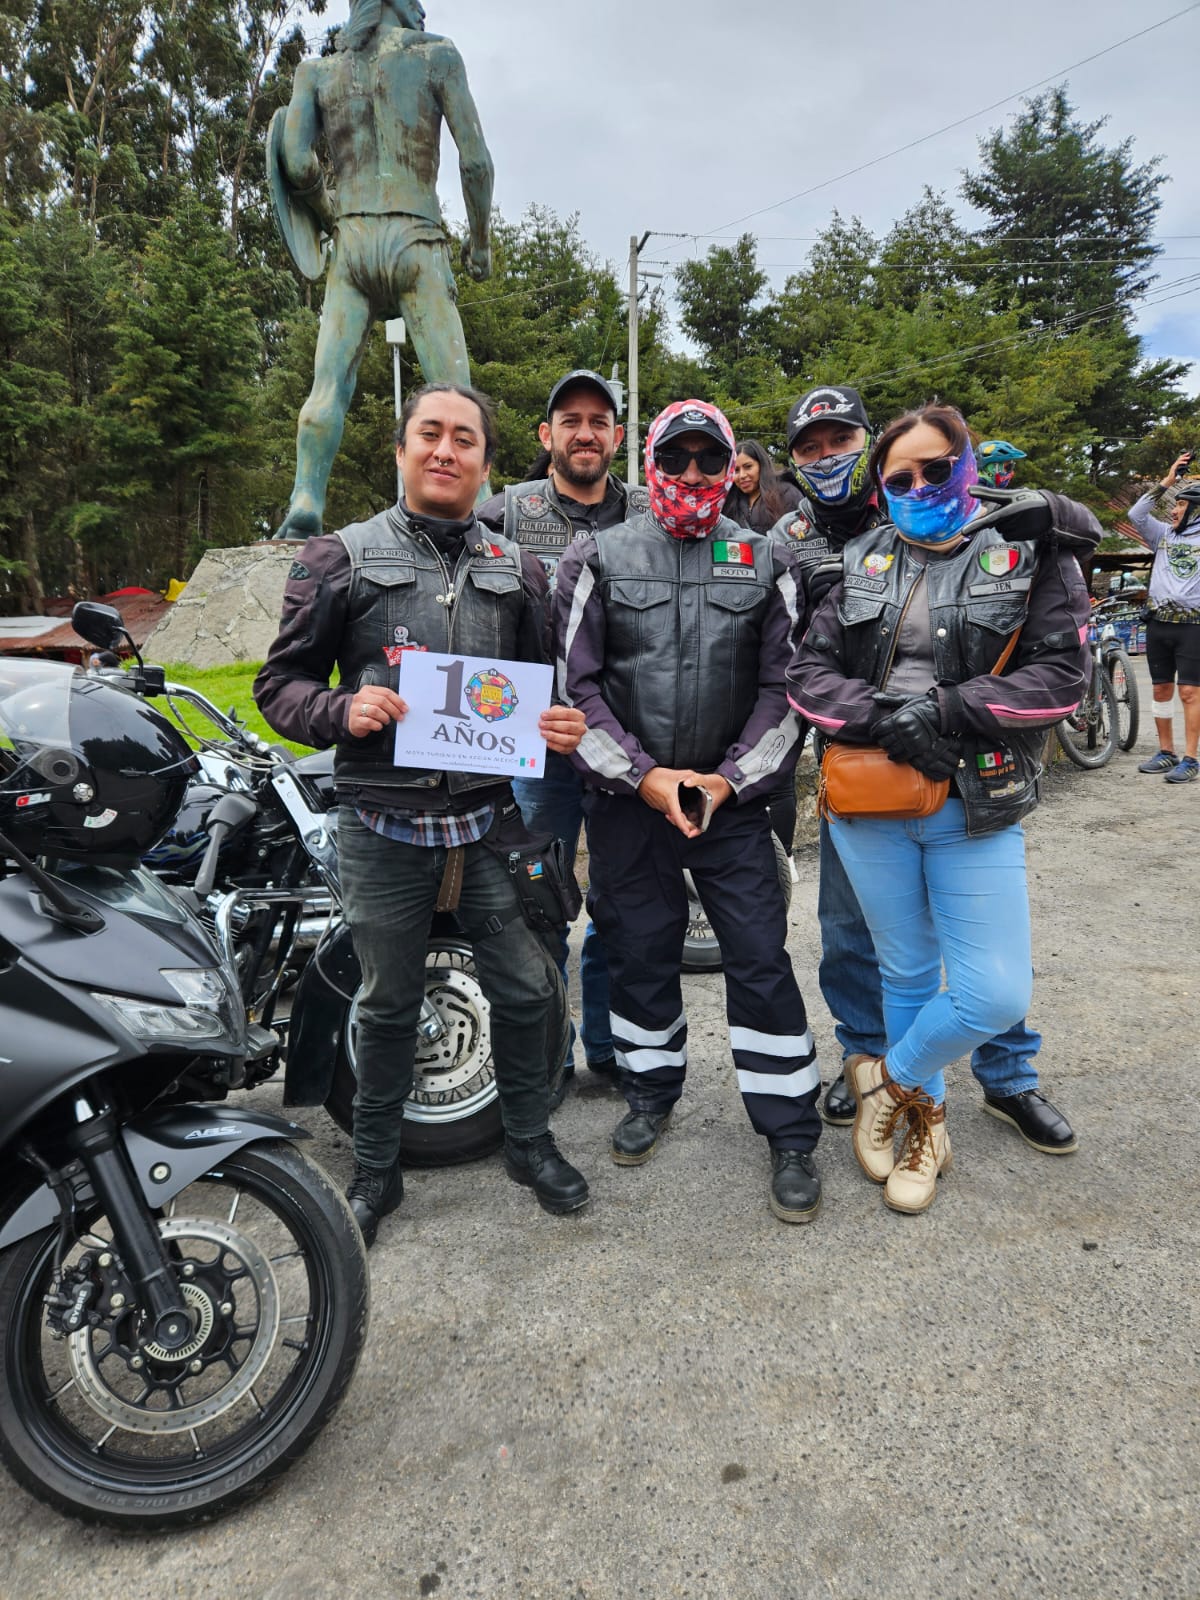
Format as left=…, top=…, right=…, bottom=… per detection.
left=827, top=801, right=1034, bottom=1105
left=513, top=754, right=612, bottom=1067
left=337, top=808, right=561, bottom=1168
left=818, top=816, right=1040, bottom=1096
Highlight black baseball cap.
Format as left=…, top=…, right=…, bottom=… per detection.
left=654, top=404, right=731, bottom=451
left=546, top=369, right=618, bottom=419
left=786, top=386, right=871, bottom=452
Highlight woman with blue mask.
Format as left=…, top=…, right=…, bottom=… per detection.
left=787, top=404, right=1098, bottom=1215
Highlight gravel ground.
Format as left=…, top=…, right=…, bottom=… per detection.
left=3, top=658, right=1197, bottom=1599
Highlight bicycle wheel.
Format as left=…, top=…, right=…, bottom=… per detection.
left=1106, top=648, right=1140, bottom=751
left=1056, top=666, right=1119, bottom=769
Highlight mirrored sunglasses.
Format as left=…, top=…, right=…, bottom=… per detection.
left=882, top=455, right=958, bottom=495
left=656, top=443, right=731, bottom=477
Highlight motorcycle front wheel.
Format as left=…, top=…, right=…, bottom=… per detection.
left=0, top=1141, right=368, bottom=1532
left=324, top=937, right=569, bottom=1166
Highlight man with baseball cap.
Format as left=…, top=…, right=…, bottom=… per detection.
left=771, top=384, right=1076, bottom=1158
left=479, top=370, right=646, bottom=1092
left=555, top=398, right=823, bottom=1224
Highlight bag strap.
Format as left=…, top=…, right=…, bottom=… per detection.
left=991, top=625, right=1023, bottom=676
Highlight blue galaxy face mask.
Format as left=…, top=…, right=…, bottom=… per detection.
left=882, top=445, right=980, bottom=546
left=797, top=446, right=870, bottom=506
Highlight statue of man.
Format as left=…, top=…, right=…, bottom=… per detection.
left=270, top=0, right=494, bottom=538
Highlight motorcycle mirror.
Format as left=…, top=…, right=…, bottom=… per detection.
left=71, top=601, right=129, bottom=652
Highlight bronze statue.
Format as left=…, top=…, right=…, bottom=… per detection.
left=269, top=0, right=494, bottom=538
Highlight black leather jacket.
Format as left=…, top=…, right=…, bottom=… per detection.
left=788, top=518, right=1092, bottom=834
left=254, top=504, right=549, bottom=812
left=478, top=474, right=646, bottom=585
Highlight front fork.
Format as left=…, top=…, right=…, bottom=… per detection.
left=64, top=1094, right=193, bottom=1354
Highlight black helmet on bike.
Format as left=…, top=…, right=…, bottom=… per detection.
left=0, top=661, right=198, bottom=865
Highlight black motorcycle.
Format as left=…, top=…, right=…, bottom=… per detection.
left=0, top=658, right=368, bottom=1529
left=74, top=602, right=566, bottom=1166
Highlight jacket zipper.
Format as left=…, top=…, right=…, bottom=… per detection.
left=879, top=560, right=925, bottom=689
left=409, top=526, right=461, bottom=650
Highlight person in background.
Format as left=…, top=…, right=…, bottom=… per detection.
left=769, top=388, right=1067, bottom=1159
left=788, top=403, right=1094, bottom=1213
left=1127, top=450, right=1200, bottom=783
left=977, top=439, right=1027, bottom=489
left=724, top=440, right=802, bottom=534
left=478, top=370, right=642, bottom=1091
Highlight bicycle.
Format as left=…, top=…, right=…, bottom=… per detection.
left=1091, top=601, right=1141, bottom=752
left=1056, top=617, right=1121, bottom=769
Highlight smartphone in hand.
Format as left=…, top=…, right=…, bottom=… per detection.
left=678, top=782, right=714, bottom=833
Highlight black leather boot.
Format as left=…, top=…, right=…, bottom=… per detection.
left=503, top=1133, right=589, bottom=1214
left=345, top=1161, right=404, bottom=1248
left=769, top=1150, right=822, bottom=1223
left=610, top=1108, right=671, bottom=1166
left=821, top=1073, right=856, bottom=1126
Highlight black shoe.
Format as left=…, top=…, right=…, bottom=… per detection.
left=982, top=1090, right=1078, bottom=1154
left=769, top=1150, right=822, bottom=1224
left=503, top=1133, right=589, bottom=1214
left=548, top=1061, right=574, bottom=1113
left=820, top=1072, right=856, bottom=1127
left=345, top=1162, right=404, bottom=1248
left=610, top=1108, right=671, bottom=1166
left=585, top=1055, right=619, bottom=1080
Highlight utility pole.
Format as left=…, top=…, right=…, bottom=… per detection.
left=385, top=317, right=406, bottom=501
left=626, top=232, right=651, bottom=487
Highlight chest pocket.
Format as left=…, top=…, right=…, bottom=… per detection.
left=467, top=564, right=522, bottom=599
left=838, top=593, right=886, bottom=629
left=358, top=562, right=417, bottom=591
left=705, top=581, right=769, bottom=614
left=607, top=578, right=674, bottom=646
left=963, top=595, right=1028, bottom=636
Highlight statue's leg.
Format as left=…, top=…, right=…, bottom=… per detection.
left=279, top=277, right=374, bottom=540
left=400, top=245, right=472, bottom=387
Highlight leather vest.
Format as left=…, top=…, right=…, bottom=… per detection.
left=503, top=476, right=648, bottom=585
left=835, top=523, right=1051, bottom=833
left=332, top=506, right=530, bottom=801
left=593, top=511, right=777, bottom=772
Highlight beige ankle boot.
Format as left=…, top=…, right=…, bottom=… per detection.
left=847, top=1056, right=913, bottom=1183
left=884, top=1097, right=952, bottom=1214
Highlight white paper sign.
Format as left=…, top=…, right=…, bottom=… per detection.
left=394, top=651, right=553, bottom=779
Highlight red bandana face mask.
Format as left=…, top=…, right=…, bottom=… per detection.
left=645, top=400, right=736, bottom=540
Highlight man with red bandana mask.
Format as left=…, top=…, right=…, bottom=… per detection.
left=554, top=400, right=823, bottom=1223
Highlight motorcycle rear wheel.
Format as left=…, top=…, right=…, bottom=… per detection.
left=324, top=938, right=569, bottom=1166
left=0, top=1142, right=367, bottom=1531
left=681, top=834, right=794, bottom=974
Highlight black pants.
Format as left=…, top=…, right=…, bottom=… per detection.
left=583, top=791, right=821, bottom=1152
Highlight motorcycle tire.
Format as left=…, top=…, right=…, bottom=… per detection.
left=324, top=938, right=569, bottom=1167
left=680, top=834, right=794, bottom=975
left=0, top=1141, right=368, bottom=1532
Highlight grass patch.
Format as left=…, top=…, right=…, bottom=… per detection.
left=155, top=662, right=318, bottom=755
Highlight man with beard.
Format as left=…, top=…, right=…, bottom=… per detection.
left=771, top=385, right=1076, bottom=1158
left=478, top=370, right=642, bottom=1091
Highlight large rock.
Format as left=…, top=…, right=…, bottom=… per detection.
left=145, top=543, right=297, bottom=667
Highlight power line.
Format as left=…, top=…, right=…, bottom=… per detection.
left=652, top=2, right=1200, bottom=253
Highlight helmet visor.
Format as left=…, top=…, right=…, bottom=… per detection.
left=0, top=660, right=78, bottom=784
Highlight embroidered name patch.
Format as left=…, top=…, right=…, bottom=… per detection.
left=844, top=574, right=887, bottom=593
left=712, top=566, right=755, bottom=578
left=363, top=547, right=414, bottom=561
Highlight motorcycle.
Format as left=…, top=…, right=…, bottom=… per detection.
left=73, top=603, right=566, bottom=1166
left=0, top=657, right=368, bottom=1530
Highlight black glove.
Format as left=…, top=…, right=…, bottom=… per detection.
left=967, top=485, right=1053, bottom=540
left=870, top=691, right=962, bottom=780
left=804, top=558, right=843, bottom=611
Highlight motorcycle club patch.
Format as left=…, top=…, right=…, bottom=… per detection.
left=863, top=552, right=894, bottom=577
left=288, top=560, right=310, bottom=580
left=712, top=540, right=753, bottom=566
left=786, top=515, right=812, bottom=540
left=382, top=625, right=427, bottom=668
left=979, top=545, right=1019, bottom=577
left=517, top=494, right=549, bottom=516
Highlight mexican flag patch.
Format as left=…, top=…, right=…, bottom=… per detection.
left=713, top=540, right=753, bottom=565
left=979, top=545, right=1019, bottom=577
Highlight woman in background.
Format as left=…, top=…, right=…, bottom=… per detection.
left=724, top=440, right=801, bottom=533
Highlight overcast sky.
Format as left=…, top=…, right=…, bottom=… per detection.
left=313, top=0, right=1200, bottom=390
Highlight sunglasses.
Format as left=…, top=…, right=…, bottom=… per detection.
left=656, top=443, right=731, bottom=477
left=882, top=455, right=958, bottom=495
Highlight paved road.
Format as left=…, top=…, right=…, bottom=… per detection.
left=3, top=665, right=1196, bottom=1597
